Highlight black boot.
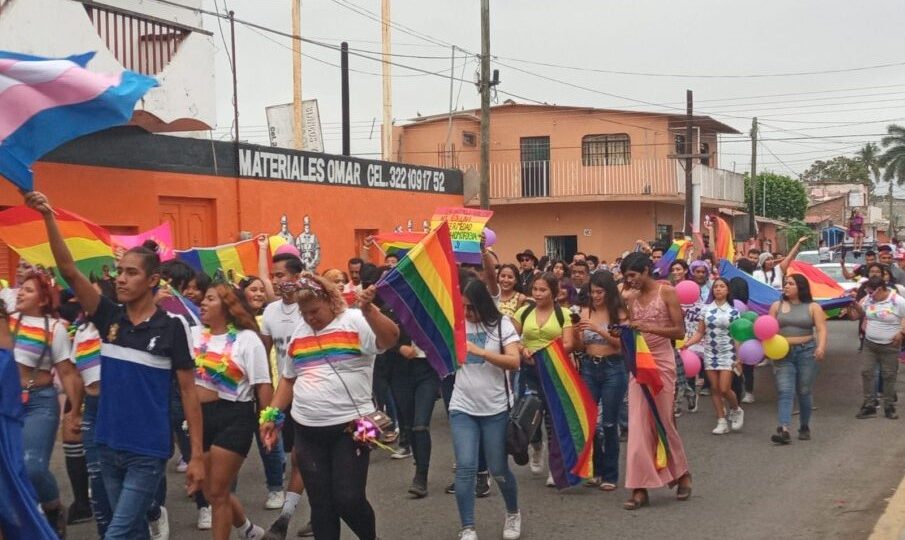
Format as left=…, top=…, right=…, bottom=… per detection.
left=44, top=505, right=67, bottom=539
left=408, top=470, right=428, bottom=498
left=62, top=443, right=92, bottom=525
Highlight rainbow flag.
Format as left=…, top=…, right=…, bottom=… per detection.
left=158, top=282, right=200, bottom=326
left=175, top=238, right=259, bottom=283
left=718, top=260, right=851, bottom=315
left=376, top=221, right=466, bottom=378
left=533, top=340, right=597, bottom=488
left=619, top=326, right=670, bottom=470
left=373, top=231, right=424, bottom=259
left=0, top=205, right=113, bottom=284
left=653, top=239, right=691, bottom=278
left=713, top=216, right=736, bottom=262
left=0, top=51, right=157, bottom=191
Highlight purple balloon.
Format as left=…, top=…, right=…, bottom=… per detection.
left=738, top=339, right=764, bottom=366
left=733, top=299, right=748, bottom=313
left=483, top=227, right=497, bottom=247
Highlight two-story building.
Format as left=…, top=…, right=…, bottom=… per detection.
left=393, top=102, right=747, bottom=262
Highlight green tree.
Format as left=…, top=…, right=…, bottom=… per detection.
left=744, top=172, right=808, bottom=221
left=800, top=155, right=870, bottom=184
left=782, top=220, right=816, bottom=251
left=880, top=124, right=905, bottom=234
left=857, top=142, right=882, bottom=205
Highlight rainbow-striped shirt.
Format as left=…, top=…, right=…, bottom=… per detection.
left=71, top=323, right=102, bottom=386
left=10, top=313, right=70, bottom=369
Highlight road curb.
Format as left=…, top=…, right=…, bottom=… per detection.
left=870, top=471, right=905, bottom=540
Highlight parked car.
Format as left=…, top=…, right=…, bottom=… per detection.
left=814, top=263, right=862, bottom=294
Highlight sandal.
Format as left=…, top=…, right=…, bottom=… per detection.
left=623, top=489, right=649, bottom=510
left=676, top=473, right=692, bottom=501
left=584, top=477, right=602, bottom=488
left=600, top=482, right=617, bottom=492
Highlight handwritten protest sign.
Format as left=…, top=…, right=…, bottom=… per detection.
left=430, top=207, right=493, bottom=264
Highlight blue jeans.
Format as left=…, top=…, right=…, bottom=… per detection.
left=579, top=354, right=627, bottom=483
left=98, top=445, right=166, bottom=540
left=83, top=395, right=113, bottom=537
left=22, top=386, right=60, bottom=504
left=772, top=342, right=818, bottom=428
left=449, top=410, right=519, bottom=529
left=255, top=427, right=286, bottom=491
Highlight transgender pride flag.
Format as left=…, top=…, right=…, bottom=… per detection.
left=0, top=51, right=157, bottom=191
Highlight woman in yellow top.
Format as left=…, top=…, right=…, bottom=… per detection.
left=512, top=273, right=575, bottom=486
left=497, top=264, right=527, bottom=318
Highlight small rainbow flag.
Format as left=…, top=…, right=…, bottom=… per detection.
left=175, top=238, right=259, bottom=283
left=653, top=239, right=691, bottom=278
left=533, top=340, right=597, bottom=488
left=713, top=216, right=736, bottom=262
left=373, top=231, right=424, bottom=259
left=0, top=205, right=113, bottom=284
left=376, top=221, right=466, bottom=378
left=619, top=326, right=670, bottom=470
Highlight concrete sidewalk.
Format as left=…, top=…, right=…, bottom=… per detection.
left=871, top=472, right=905, bottom=540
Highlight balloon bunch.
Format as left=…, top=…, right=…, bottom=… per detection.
left=729, top=304, right=789, bottom=365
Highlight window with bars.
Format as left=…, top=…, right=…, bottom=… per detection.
left=656, top=224, right=673, bottom=243
left=581, top=134, right=630, bottom=166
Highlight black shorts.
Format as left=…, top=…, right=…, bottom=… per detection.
left=202, top=400, right=256, bottom=457
left=282, top=410, right=299, bottom=453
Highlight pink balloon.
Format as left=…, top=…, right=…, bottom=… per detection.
left=675, top=280, right=700, bottom=305
left=484, top=227, right=497, bottom=247
left=680, top=348, right=701, bottom=378
left=753, top=315, right=780, bottom=341
left=738, top=339, right=764, bottom=366
left=275, top=244, right=301, bottom=258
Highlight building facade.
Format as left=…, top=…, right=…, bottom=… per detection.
left=393, top=102, right=746, bottom=262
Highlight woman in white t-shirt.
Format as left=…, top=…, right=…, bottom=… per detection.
left=451, top=279, right=522, bottom=540
left=260, top=274, right=399, bottom=540
left=10, top=272, right=81, bottom=535
left=194, top=283, right=273, bottom=540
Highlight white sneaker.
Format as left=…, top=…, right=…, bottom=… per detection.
left=176, top=459, right=188, bottom=473
left=545, top=472, right=555, bottom=487
left=241, top=524, right=266, bottom=540
left=197, top=506, right=212, bottom=530
left=458, top=527, right=478, bottom=540
left=264, top=490, right=285, bottom=510
left=528, top=443, right=544, bottom=475
left=390, top=446, right=412, bottom=460
left=711, top=418, right=730, bottom=435
left=149, top=506, right=169, bottom=540
left=502, top=512, right=522, bottom=540
left=729, top=407, right=745, bottom=431
left=741, top=393, right=755, bottom=404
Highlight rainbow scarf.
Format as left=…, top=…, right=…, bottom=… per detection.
left=533, top=340, right=597, bottom=488
left=0, top=205, right=113, bottom=286
left=620, top=326, right=670, bottom=470
left=73, top=336, right=100, bottom=372
left=376, top=221, right=466, bottom=378
left=653, top=239, right=691, bottom=278
left=176, top=238, right=259, bottom=284
left=9, top=316, right=48, bottom=357
left=373, top=232, right=424, bottom=259
left=289, top=331, right=362, bottom=368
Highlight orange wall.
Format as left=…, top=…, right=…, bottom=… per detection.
left=0, top=162, right=461, bottom=273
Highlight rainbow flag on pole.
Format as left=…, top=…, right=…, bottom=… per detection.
left=533, top=340, right=597, bottom=488
left=713, top=216, right=736, bottom=262
left=0, top=51, right=157, bottom=191
left=373, top=231, right=424, bottom=259
left=175, top=239, right=259, bottom=283
left=653, top=239, right=691, bottom=278
left=376, top=221, right=465, bottom=378
left=620, top=326, right=670, bottom=470
left=0, top=205, right=113, bottom=283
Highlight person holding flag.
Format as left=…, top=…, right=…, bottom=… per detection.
left=619, top=252, right=692, bottom=510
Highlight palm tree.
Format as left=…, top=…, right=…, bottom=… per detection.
left=857, top=142, right=881, bottom=205
left=880, top=124, right=905, bottom=238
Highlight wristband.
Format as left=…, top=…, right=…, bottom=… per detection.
left=259, top=407, right=285, bottom=430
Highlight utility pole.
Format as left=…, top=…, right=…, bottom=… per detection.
left=684, top=89, right=693, bottom=236
left=479, top=0, right=490, bottom=209
left=291, top=0, right=302, bottom=150
left=380, top=0, right=392, bottom=160
left=749, top=117, right=758, bottom=238
left=229, top=10, right=242, bottom=231
left=341, top=42, right=350, bottom=156
left=445, top=45, right=456, bottom=164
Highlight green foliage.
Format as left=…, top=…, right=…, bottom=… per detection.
left=800, top=156, right=870, bottom=185
left=782, top=220, right=816, bottom=250
left=881, top=124, right=905, bottom=187
left=743, top=172, right=808, bottom=221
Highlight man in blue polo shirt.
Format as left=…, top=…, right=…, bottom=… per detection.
left=26, top=192, right=205, bottom=540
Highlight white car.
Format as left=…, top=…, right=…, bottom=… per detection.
left=813, top=263, right=863, bottom=294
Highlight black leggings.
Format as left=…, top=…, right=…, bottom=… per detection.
left=294, top=422, right=375, bottom=540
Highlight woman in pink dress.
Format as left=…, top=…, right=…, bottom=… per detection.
left=619, top=252, right=692, bottom=510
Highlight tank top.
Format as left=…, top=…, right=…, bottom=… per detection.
left=777, top=301, right=814, bottom=338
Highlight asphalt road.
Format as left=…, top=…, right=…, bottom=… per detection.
left=58, top=321, right=905, bottom=540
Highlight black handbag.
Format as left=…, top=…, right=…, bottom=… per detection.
left=500, top=321, right=543, bottom=465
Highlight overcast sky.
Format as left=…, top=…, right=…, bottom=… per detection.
left=200, top=0, right=905, bottom=193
